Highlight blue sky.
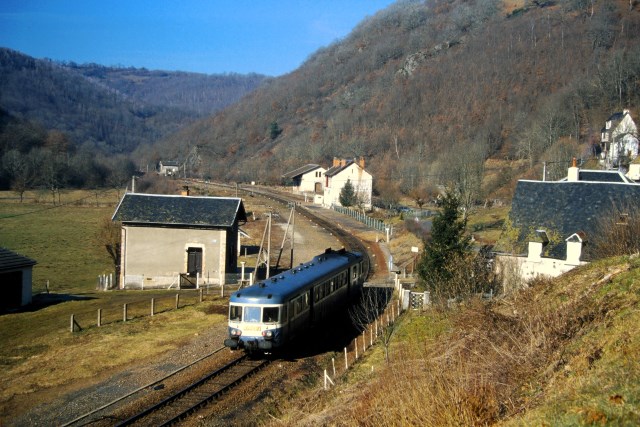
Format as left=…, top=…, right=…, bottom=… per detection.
left=0, top=0, right=397, bottom=76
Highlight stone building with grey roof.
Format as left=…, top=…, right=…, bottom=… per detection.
left=112, top=193, right=247, bottom=289
left=499, top=160, right=640, bottom=284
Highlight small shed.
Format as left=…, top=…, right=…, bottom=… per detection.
left=112, top=193, right=247, bottom=289
left=0, top=248, right=36, bottom=310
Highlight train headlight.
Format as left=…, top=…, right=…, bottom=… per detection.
left=230, top=328, right=242, bottom=337
left=262, top=330, right=274, bottom=340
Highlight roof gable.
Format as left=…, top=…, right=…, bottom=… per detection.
left=325, top=160, right=359, bottom=177
left=112, top=193, right=247, bottom=228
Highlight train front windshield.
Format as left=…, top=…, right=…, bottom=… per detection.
left=229, top=304, right=280, bottom=323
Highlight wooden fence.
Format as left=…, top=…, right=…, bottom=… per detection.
left=70, top=290, right=207, bottom=332
left=322, top=299, right=402, bottom=390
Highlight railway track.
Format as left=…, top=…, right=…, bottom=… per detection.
left=225, top=182, right=373, bottom=280
left=62, top=346, right=232, bottom=427
left=86, top=180, right=372, bottom=425
left=114, top=355, right=268, bottom=426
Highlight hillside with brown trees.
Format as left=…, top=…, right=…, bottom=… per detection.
left=0, top=48, right=265, bottom=191
left=142, top=0, right=640, bottom=203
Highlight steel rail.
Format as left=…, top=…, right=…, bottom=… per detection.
left=61, top=345, right=228, bottom=427
left=114, top=355, right=269, bottom=426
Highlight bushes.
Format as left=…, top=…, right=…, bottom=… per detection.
left=591, top=204, right=640, bottom=259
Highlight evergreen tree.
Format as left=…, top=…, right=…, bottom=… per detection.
left=339, top=179, right=357, bottom=207
left=269, top=121, right=282, bottom=140
left=417, top=190, right=471, bottom=293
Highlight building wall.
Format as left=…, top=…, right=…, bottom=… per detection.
left=0, top=268, right=32, bottom=308
left=323, top=164, right=373, bottom=209
left=495, top=241, right=587, bottom=292
left=120, top=226, right=228, bottom=288
left=298, top=169, right=325, bottom=193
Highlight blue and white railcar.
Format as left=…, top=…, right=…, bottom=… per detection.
left=224, top=248, right=365, bottom=352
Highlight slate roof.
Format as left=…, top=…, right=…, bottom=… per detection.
left=282, top=164, right=321, bottom=179
left=325, top=159, right=358, bottom=177
left=112, top=193, right=247, bottom=228
left=160, top=160, right=179, bottom=167
left=0, top=248, right=36, bottom=272
left=509, top=179, right=640, bottom=259
left=559, top=170, right=633, bottom=183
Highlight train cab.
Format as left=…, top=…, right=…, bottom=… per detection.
left=224, top=300, right=287, bottom=351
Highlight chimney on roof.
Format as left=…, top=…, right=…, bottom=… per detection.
left=566, top=232, right=587, bottom=265
left=358, top=156, right=365, bottom=169
left=568, top=157, right=579, bottom=182
left=181, top=185, right=190, bottom=196
left=333, top=157, right=340, bottom=167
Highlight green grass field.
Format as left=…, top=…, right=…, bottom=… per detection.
left=0, top=189, right=232, bottom=420
left=0, top=189, right=122, bottom=294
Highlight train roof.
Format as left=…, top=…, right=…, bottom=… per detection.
left=230, top=249, right=361, bottom=305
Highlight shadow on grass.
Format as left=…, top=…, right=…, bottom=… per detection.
left=1, top=293, right=96, bottom=315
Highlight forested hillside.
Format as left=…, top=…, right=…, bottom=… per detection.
left=66, top=64, right=266, bottom=116
left=0, top=48, right=265, bottom=191
left=145, top=0, right=640, bottom=203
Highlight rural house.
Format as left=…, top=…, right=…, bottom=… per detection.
left=158, top=160, right=180, bottom=176
left=0, top=247, right=36, bottom=310
left=282, top=164, right=326, bottom=194
left=600, top=109, right=639, bottom=168
left=498, top=159, right=640, bottom=282
left=321, top=157, right=373, bottom=210
left=112, top=193, right=247, bottom=289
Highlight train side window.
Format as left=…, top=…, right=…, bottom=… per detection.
left=263, top=307, right=279, bottom=323
left=303, top=291, right=310, bottom=310
left=281, top=304, right=288, bottom=322
left=244, top=306, right=261, bottom=323
left=229, top=305, right=242, bottom=321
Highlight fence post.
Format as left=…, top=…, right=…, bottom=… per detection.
left=70, top=314, right=75, bottom=332
left=370, top=328, right=373, bottom=346
left=221, top=283, right=224, bottom=297
left=97, top=308, right=102, bottom=327
left=344, top=347, right=348, bottom=370
left=151, top=298, right=155, bottom=316
left=354, top=338, right=358, bottom=360
left=362, top=331, right=366, bottom=353
left=199, top=288, right=203, bottom=303
left=332, top=357, right=336, bottom=378
left=175, top=293, right=180, bottom=309
left=123, top=303, right=127, bottom=322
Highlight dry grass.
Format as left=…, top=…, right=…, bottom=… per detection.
left=267, top=255, right=640, bottom=426
left=0, top=298, right=227, bottom=419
